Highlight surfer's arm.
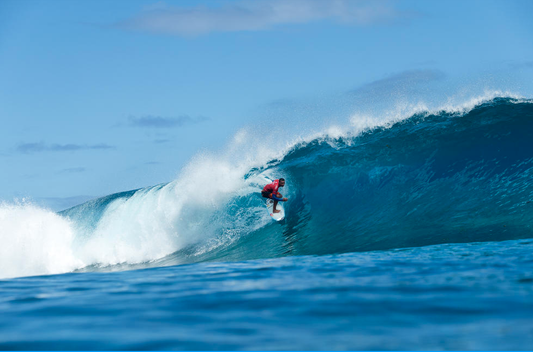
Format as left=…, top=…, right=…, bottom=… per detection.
left=271, top=194, right=284, bottom=201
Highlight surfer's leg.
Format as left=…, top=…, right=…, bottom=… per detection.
left=273, top=199, right=280, bottom=213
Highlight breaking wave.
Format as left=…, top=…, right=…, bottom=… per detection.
left=2, top=95, right=533, bottom=279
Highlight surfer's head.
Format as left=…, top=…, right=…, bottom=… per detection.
left=279, top=178, right=285, bottom=187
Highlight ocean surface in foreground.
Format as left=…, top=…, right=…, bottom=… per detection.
left=1, top=238, right=532, bottom=350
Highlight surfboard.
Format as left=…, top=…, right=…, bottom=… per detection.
left=266, top=198, right=285, bottom=221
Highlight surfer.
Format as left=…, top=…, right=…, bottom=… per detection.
left=262, top=178, right=288, bottom=213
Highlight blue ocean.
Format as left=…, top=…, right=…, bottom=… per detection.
left=1, top=96, right=533, bottom=350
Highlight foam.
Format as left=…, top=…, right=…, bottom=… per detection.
left=0, top=202, right=84, bottom=279
left=67, top=134, right=280, bottom=270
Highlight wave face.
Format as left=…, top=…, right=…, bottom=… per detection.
left=2, top=97, right=533, bottom=278
left=158, top=96, right=533, bottom=266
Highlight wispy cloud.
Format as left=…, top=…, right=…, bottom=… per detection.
left=260, top=69, right=446, bottom=120
left=350, top=69, right=445, bottom=96
left=57, top=167, right=87, bottom=174
left=127, top=115, right=209, bottom=128
left=508, top=60, right=533, bottom=70
left=16, top=142, right=115, bottom=154
left=116, top=0, right=416, bottom=36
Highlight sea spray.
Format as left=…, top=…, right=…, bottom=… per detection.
left=0, top=202, right=83, bottom=278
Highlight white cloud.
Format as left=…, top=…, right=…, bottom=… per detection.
left=127, top=115, right=209, bottom=128
left=16, top=142, right=115, bottom=154
left=117, top=0, right=414, bottom=36
left=350, top=69, right=446, bottom=96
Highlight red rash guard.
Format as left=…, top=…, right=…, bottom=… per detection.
left=263, top=180, right=279, bottom=194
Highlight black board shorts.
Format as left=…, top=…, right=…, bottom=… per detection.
left=261, top=191, right=272, bottom=198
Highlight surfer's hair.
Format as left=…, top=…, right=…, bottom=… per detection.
left=279, top=178, right=285, bottom=182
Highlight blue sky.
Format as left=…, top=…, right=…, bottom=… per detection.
left=1, top=0, right=532, bottom=211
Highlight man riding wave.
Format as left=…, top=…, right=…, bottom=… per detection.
left=262, top=178, right=288, bottom=213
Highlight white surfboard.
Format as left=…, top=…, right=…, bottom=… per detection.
left=266, top=198, right=285, bottom=221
